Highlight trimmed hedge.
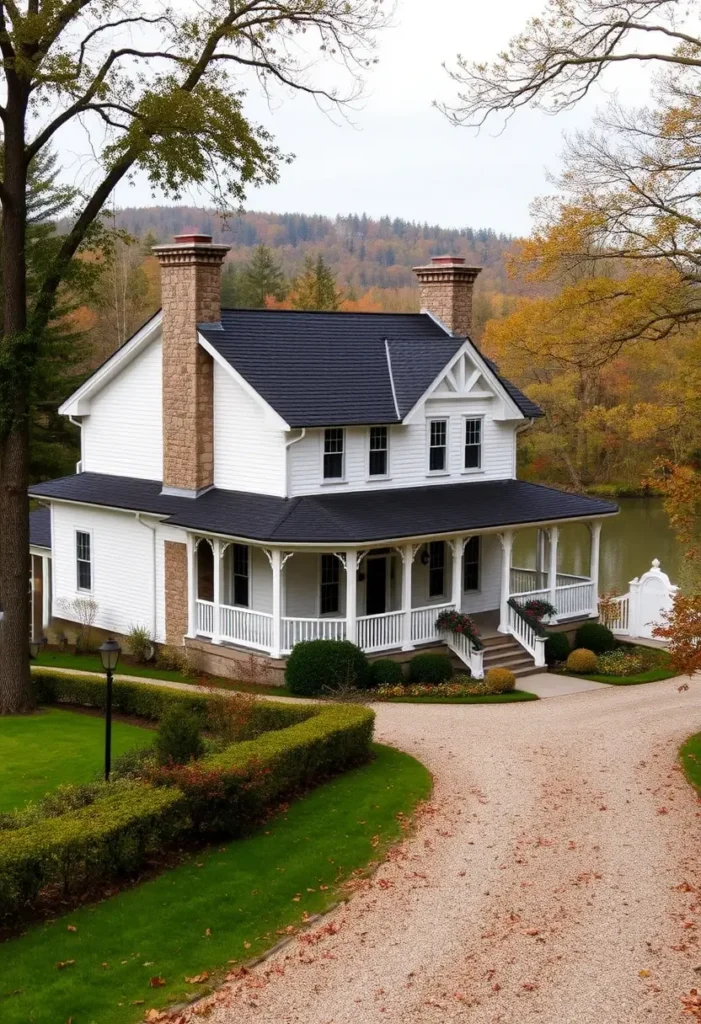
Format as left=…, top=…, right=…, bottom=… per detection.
left=285, top=640, right=370, bottom=696
left=0, top=784, right=187, bottom=921
left=407, top=653, right=453, bottom=685
left=574, top=621, right=616, bottom=654
left=151, top=703, right=375, bottom=834
left=566, top=648, right=598, bottom=673
left=369, top=659, right=405, bottom=687
left=544, top=631, right=571, bottom=665
left=484, top=667, right=516, bottom=694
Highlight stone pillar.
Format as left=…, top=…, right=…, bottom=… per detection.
left=412, top=256, right=482, bottom=336
left=451, top=537, right=464, bottom=610
left=401, top=544, right=416, bottom=651
left=165, top=540, right=189, bottom=644
left=153, top=234, right=230, bottom=497
left=548, top=526, right=560, bottom=618
left=589, top=520, right=602, bottom=617
left=270, top=548, right=283, bottom=659
left=345, top=550, right=358, bottom=645
left=498, top=530, right=514, bottom=633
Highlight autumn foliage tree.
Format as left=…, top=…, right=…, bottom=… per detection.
left=0, top=0, right=386, bottom=713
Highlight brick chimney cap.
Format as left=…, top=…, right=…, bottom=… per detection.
left=431, top=254, right=466, bottom=265
left=173, top=232, right=214, bottom=244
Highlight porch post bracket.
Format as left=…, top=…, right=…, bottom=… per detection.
left=262, top=548, right=274, bottom=569
left=332, top=551, right=347, bottom=569
left=356, top=549, right=369, bottom=568
left=281, top=551, right=295, bottom=569
left=219, top=541, right=231, bottom=559
left=195, top=536, right=215, bottom=553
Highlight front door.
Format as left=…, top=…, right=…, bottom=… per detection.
left=366, top=557, right=387, bottom=616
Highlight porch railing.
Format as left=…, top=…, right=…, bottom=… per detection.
left=220, top=604, right=273, bottom=652
left=603, top=593, right=630, bottom=634
left=411, top=602, right=454, bottom=645
left=281, top=616, right=346, bottom=653
left=555, top=582, right=595, bottom=618
left=506, top=599, right=546, bottom=667
left=357, top=610, right=404, bottom=653
left=196, top=599, right=215, bottom=638
left=510, top=566, right=595, bottom=620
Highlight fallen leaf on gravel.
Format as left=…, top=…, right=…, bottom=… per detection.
left=149, top=976, right=166, bottom=988
left=524, top=928, right=539, bottom=936
left=639, top=970, right=650, bottom=978
left=522, top=981, right=537, bottom=991
left=186, top=973, right=209, bottom=984
left=657, top=808, right=669, bottom=815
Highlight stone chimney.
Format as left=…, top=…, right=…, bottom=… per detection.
left=153, top=233, right=230, bottom=496
left=413, top=255, right=482, bottom=337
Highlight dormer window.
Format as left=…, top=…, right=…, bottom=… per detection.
left=464, top=417, right=482, bottom=470
left=368, top=426, right=389, bottom=477
left=323, top=428, right=345, bottom=480
left=428, top=419, right=448, bottom=474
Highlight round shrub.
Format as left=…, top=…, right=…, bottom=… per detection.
left=407, top=653, right=453, bottom=685
left=574, top=621, right=616, bottom=654
left=155, top=707, right=205, bottom=766
left=285, top=639, right=370, bottom=696
left=368, top=658, right=404, bottom=688
left=544, top=630, right=571, bottom=665
left=484, top=667, right=516, bottom=694
left=566, top=648, right=598, bottom=674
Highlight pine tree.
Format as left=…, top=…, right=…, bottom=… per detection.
left=238, top=246, right=287, bottom=308
left=291, top=254, right=342, bottom=311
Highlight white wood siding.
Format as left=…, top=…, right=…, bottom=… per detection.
left=213, top=363, right=286, bottom=495
left=82, top=338, right=163, bottom=480
left=287, top=398, right=516, bottom=497
left=461, top=534, right=502, bottom=614
left=51, top=504, right=158, bottom=638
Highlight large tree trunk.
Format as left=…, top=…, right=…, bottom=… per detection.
left=0, top=78, right=33, bottom=714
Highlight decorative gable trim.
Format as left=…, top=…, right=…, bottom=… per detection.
left=197, top=332, right=291, bottom=431
left=59, top=312, right=162, bottom=416
left=402, top=338, right=524, bottom=424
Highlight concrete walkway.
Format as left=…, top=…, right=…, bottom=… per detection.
left=180, top=674, right=701, bottom=1024
left=521, top=671, right=611, bottom=699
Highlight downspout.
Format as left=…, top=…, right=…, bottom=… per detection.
left=135, top=513, right=158, bottom=641
left=284, top=428, right=306, bottom=498
left=68, top=416, right=83, bottom=472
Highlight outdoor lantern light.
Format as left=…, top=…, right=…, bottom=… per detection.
left=29, top=635, right=47, bottom=659
left=98, top=638, right=121, bottom=781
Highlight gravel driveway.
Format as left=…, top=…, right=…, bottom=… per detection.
left=182, top=678, right=701, bottom=1024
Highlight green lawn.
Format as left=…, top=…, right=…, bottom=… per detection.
left=386, top=690, right=538, bottom=704
left=32, top=650, right=292, bottom=697
left=0, top=708, right=153, bottom=813
left=680, top=732, right=701, bottom=793
left=0, top=743, right=431, bottom=1024
left=566, top=667, right=677, bottom=686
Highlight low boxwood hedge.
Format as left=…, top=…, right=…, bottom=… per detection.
left=6, top=672, right=375, bottom=920
left=0, top=784, right=187, bottom=922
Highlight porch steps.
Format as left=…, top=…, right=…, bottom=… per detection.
left=447, top=634, right=539, bottom=679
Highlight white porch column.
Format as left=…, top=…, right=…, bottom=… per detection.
left=498, top=530, right=514, bottom=633
left=186, top=533, right=197, bottom=638
left=589, top=520, right=602, bottom=617
left=451, top=537, right=464, bottom=610
left=401, top=544, right=416, bottom=651
left=41, top=554, right=51, bottom=630
left=212, top=538, right=222, bottom=644
left=548, top=526, right=560, bottom=617
left=345, top=549, right=358, bottom=645
left=536, top=529, right=547, bottom=589
left=270, top=548, right=283, bottom=658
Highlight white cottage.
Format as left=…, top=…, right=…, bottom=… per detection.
left=30, top=236, right=618, bottom=680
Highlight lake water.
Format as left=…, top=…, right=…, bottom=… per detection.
left=512, top=498, right=680, bottom=594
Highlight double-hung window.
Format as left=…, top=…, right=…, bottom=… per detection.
left=232, top=543, right=250, bottom=607
left=464, top=417, right=482, bottom=470
left=428, top=541, right=445, bottom=598
left=369, top=426, right=389, bottom=477
left=323, top=428, right=345, bottom=480
left=463, top=536, right=480, bottom=591
left=320, top=554, right=340, bottom=614
left=76, top=531, right=92, bottom=592
left=428, top=419, right=448, bottom=473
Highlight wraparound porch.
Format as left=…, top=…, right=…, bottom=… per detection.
left=186, top=520, right=603, bottom=671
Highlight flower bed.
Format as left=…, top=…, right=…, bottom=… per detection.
left=434, top=609, right=480, bottom=644
left=0, top=672, right=375, bottom=922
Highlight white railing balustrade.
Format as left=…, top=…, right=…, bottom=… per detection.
left=411, top=602, right=454, bottom=645
left=219, top=605, right=273, bottom=652
left=357, top=610, right=404, bottom=652
left=507, top=602, right=546, bottom=667
left=441, top=628, right=485, bottom=679
left=510, top=586, right=551, bottom=605
left=196, top=599, right=214, bottom=638
left=603, top=594, right=630, bottom=634
left=510, top=567, right=543, bottom=593
left=281, top=616, right=346, bottom=653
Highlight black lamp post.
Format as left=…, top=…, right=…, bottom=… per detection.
left=98, top=638, right=121, bottom=781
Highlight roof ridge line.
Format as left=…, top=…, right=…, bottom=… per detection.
left=384, top=338, right=401, bottom=421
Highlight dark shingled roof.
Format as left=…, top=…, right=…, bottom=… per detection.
left=29, top=507, right=51, bottom=549
left=199, top=309, right=542, bottom=426
left=30, top=473, right=617, bottom=545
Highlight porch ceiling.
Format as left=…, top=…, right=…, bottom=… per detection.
left=30, top=473, right=618, bottom=546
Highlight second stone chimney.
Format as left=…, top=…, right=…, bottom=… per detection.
left=413, top=255, right=482, bottom=337
left=153, top=233, right=230, bottom=497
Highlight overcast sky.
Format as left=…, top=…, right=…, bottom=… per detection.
left=92, top=0, right=650, bottom=236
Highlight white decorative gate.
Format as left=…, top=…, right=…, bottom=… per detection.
left=607, top=559, right=677, bottom=640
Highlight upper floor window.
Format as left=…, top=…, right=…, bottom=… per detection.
left=428, top=419, right=448, bottom=473
left=464, top=417, right=482, bottom=470
left=323, top=428, right=345, bottom=480
left=369, top=426, right=389, bottom=477
left=320, top=554, right=340, bottom=614
left=233, top=543, right=250, bottom=607
left=76, top=531, right=92, bottom=592
left=463, top=536, right=480, bottom=591
left=428, top=541, right=445, bottom=598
